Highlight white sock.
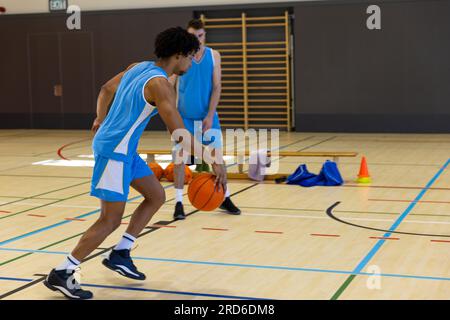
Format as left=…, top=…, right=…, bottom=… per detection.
left=225, top=187, right=230, bottom=198
left=175, top=188, right=184, bottom=203
left=55, top=254, right=80, bottom=271
left=114, top=232, right=136, bottom=251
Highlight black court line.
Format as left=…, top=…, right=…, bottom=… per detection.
left=0, top=195, right=61, bottom=200
left=326, top=202, right=450, bottom=238
left=0, top=164, right=41, bottom=174
left=297, top=136, right=337, bottom=151
left=0, top=135, right=311, bottom=246
left=257, top=135, right=338, bottom=182
left=0, top=135, right=315, bottom=297
left=34, top=143, right=91, bottom=157
left=0, top=132, right=40, bottom=139
left=265, top=135, right=337, bottom=169
left=235, top=205, right=450, bottom=218
left=0, top=183, right=259, bottom=300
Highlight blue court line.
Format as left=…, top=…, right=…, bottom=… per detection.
left=0, top=247, right=68, bottom=255
left=0, top=136, right=311, bottom=248
left=0, top=147, right=230, bottom=247
left=0, top=194, right=142, bottom=247
left=0, top=275, right=267, bottom=300
left=0, top=276, right=33, bottom=282
left=0, top=179, right=189, bottom=247
left=81, top=283, right=269, bottom=300
left=2, top=246, right=450, bottom=283
left=352, top=158, right=450, bottom=274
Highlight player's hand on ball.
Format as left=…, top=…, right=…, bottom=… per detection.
left=212, top=163, right=227, bottom=192
left=202, top=115, right=213, bottom=133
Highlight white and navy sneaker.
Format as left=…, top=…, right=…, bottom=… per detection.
left=44, top=268, right=93, bottom=300
left=102, top=249, right=146, bottom=280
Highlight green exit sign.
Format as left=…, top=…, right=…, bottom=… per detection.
left=49, top=0, right=68, bottom=12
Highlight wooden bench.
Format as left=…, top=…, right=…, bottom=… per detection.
left=138, top=149, right=358, bottom=180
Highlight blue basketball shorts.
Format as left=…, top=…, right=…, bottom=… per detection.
left=90, top=152, right=153, bottom=202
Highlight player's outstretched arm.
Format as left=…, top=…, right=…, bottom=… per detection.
left=145, top=77, right=188, bottom=138
left=92, top=63, right=138, bottom=132
left=145, top=77, right=227, bottom=190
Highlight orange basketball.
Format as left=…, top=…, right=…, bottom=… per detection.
left=164, top=163, right=193, bottom=184
left=188, top=173, right=225, bottom=211
left=148, top=162, right=163, bottom=180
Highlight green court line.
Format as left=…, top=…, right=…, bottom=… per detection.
left=0, top=191, right=207, bottom=268
left=0, top=195, right=36, bottom=199
left=0, top=136, right=312, bottom=270
left=330, top=274, right=356, bottom=300
left=0, top=171, right=258, bottom=269
left=0, top=211, right=138, bottom=268
left=0, top=135, right=315, bottom=272
left=330, top=158, right=450, bottom=300
left=0, top=191, right=90, bottom=220
left=0, top=233, right=86, bottom=267
left=0, top=184, right=260, bottom=299
left=0, top=181, right=90, bottom=208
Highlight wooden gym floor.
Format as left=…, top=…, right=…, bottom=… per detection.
left=0, top=129, right=449, bottom=300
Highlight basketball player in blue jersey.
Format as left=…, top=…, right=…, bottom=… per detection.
left=43, top=27, right=227, bottom=300
left=170, top=19, right=241, bottom=220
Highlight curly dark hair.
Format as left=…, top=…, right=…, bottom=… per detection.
left=154, top=27, right=200, bottom=59
left=187, top=19, right=205, bottom=30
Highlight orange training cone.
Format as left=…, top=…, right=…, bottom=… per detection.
left=357, top=156, right=372, bottom=183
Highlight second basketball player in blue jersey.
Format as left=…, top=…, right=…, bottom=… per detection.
left=171, top=19, right=241, bottom=219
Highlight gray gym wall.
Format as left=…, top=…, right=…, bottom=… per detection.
left=0, top=0, right=449, bottom=132
left=293, top=0, right=450, bottom=133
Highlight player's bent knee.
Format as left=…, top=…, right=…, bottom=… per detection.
left=111, top=218, right=123, bottom=231
left=154, top=186, right=166, bottom=207
left=107, top=219, right=122, bottom=233
left=142, top=184, right=165, bottom=206
left=98, top=215, right=122, bottom=232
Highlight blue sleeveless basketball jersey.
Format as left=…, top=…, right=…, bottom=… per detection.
left=176, top=47, right=222, bottom=148
left=91, top=61, right=166, bottom=202
left=93, top=61, right=167, bottom=162
left=177, top=47, right=215, bottom=120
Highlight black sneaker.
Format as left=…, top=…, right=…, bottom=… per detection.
left=102, top=249, right=146, bottom=280
left=173, top=201, right=185, bottom=220
left=44, top=268, right=93, bottom=300
left=188, top=155, right=196, bottom=165
left=220, top=197, right=241, bottom=215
